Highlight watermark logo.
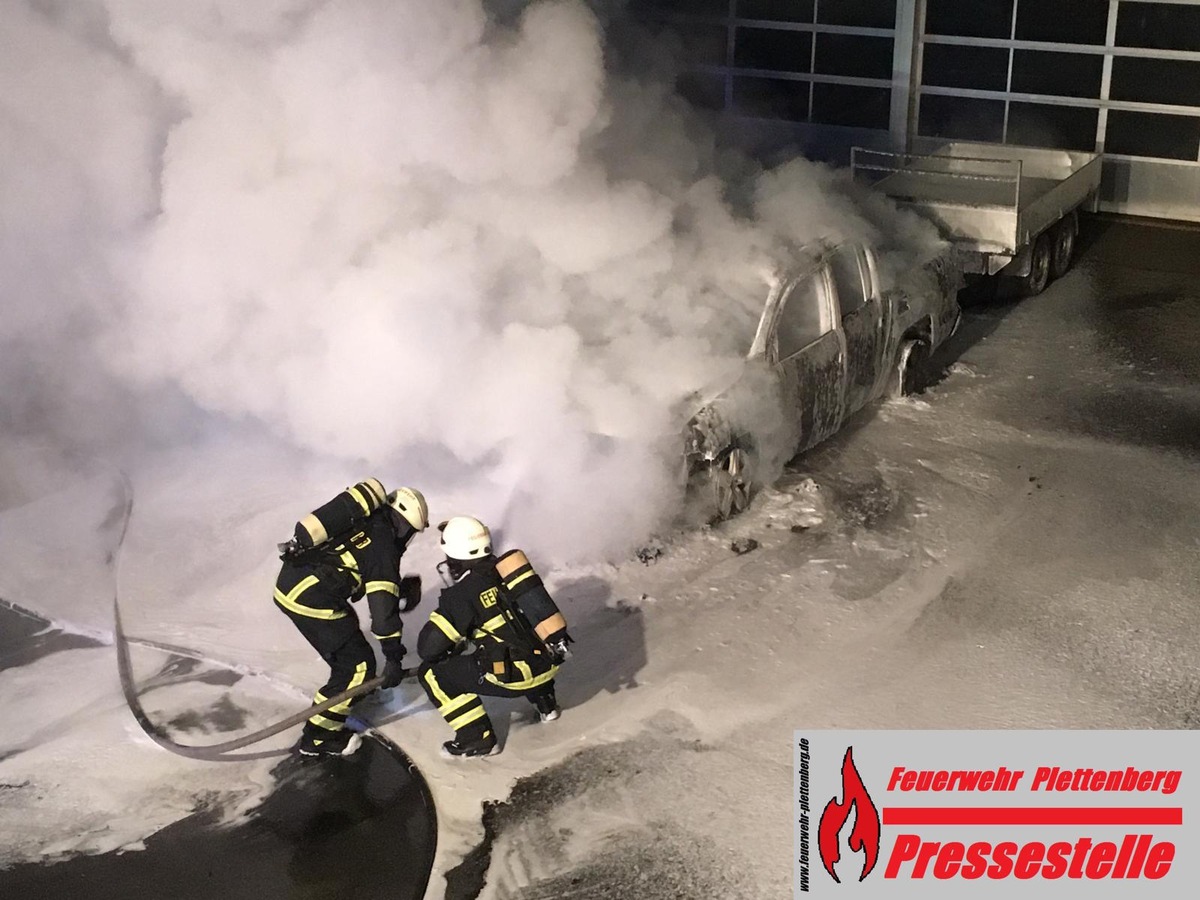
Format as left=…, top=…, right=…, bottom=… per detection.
left=818, top=747, right=881, bottom=884
left=795, top=731, right=1196, bottom=897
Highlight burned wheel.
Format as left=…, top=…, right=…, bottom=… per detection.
left=888, top=338, right=930, bottom=398
left=710, top=447, right=751, bottom=521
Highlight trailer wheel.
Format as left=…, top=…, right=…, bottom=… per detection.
left=888, top=338, right=930, bottom=398
left=1020, top=234, right=1052, bottom=297
left=1050, top=212, right=1077, bottom=281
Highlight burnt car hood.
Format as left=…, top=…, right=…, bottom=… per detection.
left=680, top=354, right=779, bottom=465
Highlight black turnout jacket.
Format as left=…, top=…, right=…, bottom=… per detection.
left=273, top=511, right=409, bottom=646
left=417, top=561, right=556, bottom=690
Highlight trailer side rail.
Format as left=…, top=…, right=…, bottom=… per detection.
left=852, top=147, right=1024, bottom=254
left=851, top=148, right=1022, bottom=210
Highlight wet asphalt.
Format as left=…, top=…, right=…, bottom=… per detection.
left=0, top=603, right=437, bottom=900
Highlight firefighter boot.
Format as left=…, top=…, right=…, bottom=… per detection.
left=298, top=728, right=363, bottom=758
left=532, top=689, right=560, bottom=723
left=441, top=729, right=499, bottom=759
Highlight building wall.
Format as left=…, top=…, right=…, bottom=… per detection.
left=642, top=0, right=1200, bottom=221
left=636, top=0, right=904, bottom=162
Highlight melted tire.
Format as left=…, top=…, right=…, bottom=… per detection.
left=889, top=339, right=930, bottom=398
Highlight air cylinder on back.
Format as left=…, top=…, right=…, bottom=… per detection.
left=294, top=478, right=387, bottom=550
left=495, top=549, right=567, bottom=642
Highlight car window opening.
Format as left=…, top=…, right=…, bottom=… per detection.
left=831, top=245, right=869, bottom=317
left=777, top=274, right=834, bottom=360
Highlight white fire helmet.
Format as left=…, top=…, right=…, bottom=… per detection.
left=387, top=487, right=429, bottom=532
left=439, top=516, right=493, bottom=560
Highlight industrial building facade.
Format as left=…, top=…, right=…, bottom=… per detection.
left=643, top=0, right=1200, bottom=221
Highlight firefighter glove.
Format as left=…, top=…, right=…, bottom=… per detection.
left=381, top=640, right=407, bottom=665
left=381, top=658, right=407, bottom=689
left=398, top=575, right=422, bottom=612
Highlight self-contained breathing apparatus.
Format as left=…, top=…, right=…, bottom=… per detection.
left=277, top=478, right=423, bottom=611
left=495, top=549, right=573, bottom=662
left=436, top=516, right=574, bottom=663
left=278, top=478, right=388, bottom=562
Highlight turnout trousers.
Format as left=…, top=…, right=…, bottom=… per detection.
left=418, top=654, right=557, bottom=744
left=279, top=607, right=376, bottom=740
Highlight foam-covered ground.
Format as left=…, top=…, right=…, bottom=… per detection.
left=2, top=219, right=1199, bottom=899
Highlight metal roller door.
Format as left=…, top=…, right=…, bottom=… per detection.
left=913, top=0, right=1200, bottom=221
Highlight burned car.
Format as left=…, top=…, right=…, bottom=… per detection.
left=684, top=240, right=964, bottom=519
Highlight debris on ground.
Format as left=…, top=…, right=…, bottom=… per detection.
left=759, top=476, right=827, bottom=531
left=608, top=593, right=657, bottom=612
left=730, top=538, right=759, bottom=556
left=636, top=542, right=664, bottom=565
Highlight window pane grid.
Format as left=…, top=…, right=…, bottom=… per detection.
left=642, top=2, right=898, bottom=130
left=649, top=14, right=895, bottom=38
left=1116, top=2, right=1200, bottom=53
left=815, top=0, right=896, bottom=30
left=922, top=33, right=1200, bottom=63
left=700, top=66, right=893, bottom=91
left=918, top=1, right=1200, bottom=163
left=918, top=84, right=1200, bottom=117
left=644, top=0, right=1200, bottom=158
left=736, top=0, right=814, bottom=24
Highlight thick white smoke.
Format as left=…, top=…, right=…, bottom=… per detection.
left=1, top=0, right=938, bottom=561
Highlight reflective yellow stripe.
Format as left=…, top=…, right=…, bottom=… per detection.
left=438, top=693, right=478, bottom=718
left=484, top=662, right=559, bottom=691
left=448, top=705, right=487, bottom=731
left=430, top=611, right=464, bottom=644
left=348, top=486, right=372, bottom=513
left=472, top=613, right=509, bottom=641
left=495, top=550, right=529, bottom=579
left=309, top=712, right=344, bottom=731
left=376, top=631, right=402, bottom=640
left=338, top=552, right=363, bottom=590
left=422, top=669, right=450, bottom=705
left=478, top=614, right=506, bottom=634
left=504, top=570, right=534, bottom=590
left=366, top=580, right=399, bottom=596
left=274, top=577, right=349, bottom=620
left=326, top=662, right=368, bottom=715
left=422, top=668, right=478, bottom=713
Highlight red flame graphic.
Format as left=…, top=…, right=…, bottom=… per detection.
left=818, top=746, right=881, bottom=883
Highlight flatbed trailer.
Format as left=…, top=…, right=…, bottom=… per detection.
left=852, top=141, right=1102, bottom=294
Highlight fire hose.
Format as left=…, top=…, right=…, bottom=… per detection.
left=112, top=473, right=412, bottom=762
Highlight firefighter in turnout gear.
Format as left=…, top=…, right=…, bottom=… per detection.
left=274, top=482, right=429, bottom=757
left=417, top=516, right=573, bottom=759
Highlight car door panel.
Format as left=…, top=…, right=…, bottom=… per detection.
left=787, top=330, right=845, bottom=452
left=833, top=245, right=885, bottom=414
left=773, top=269, right=845, bottom=454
